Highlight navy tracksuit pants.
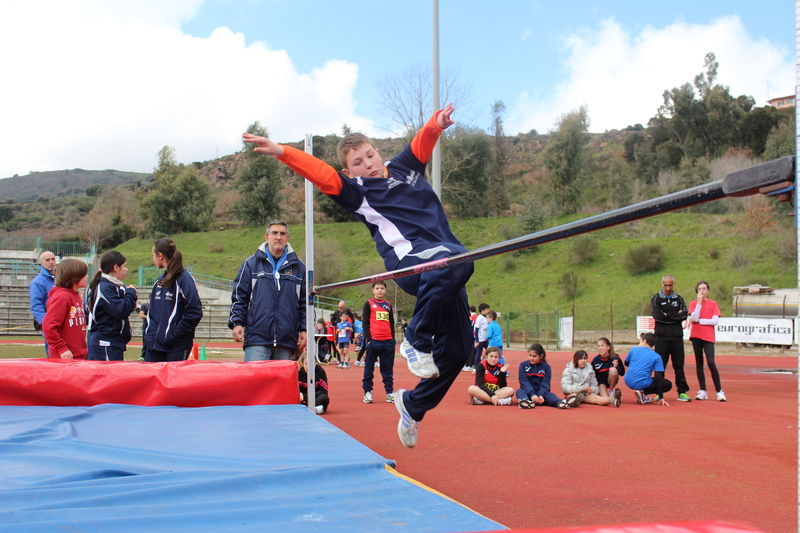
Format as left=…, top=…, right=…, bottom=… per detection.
left=362, top=339, right=395, bottom=394
left=394, top=243, right=474, bottom=422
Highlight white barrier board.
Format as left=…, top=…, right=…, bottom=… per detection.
left=636, top=316, right=794, bottom=345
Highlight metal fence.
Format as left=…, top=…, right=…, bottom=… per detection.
left=512, top=311, right=561, bottom=350
left=0, top=236, right=92, bottom=257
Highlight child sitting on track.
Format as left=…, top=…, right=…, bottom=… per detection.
left=244, top=103, right=473, bottom=448
left=624, top=332, right=672, bottom=406
left=468, top=346, right=514, bottom=405
left=298, top=352, right=330, bottom=415
left=591, top=336, right=625, bottom=398
left=561, top=350, right=621, bottom=407
left=516, top=344, right=579, bottom=409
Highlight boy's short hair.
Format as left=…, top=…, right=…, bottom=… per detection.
left=54, top=258, right=88, bottom=288
left=372, top=280, right=386, bottom=289
left=337, top=133, right=376, bottom=168
left=478, top=303, right=490, bottom=312
left=487, top=311, right=497, bottom=320
left=484, top=346, right=500, bottom=357
left=640, top=332, right=656, bottom=347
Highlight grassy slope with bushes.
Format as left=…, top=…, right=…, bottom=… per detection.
left=116, top=212, right=795, bottom=333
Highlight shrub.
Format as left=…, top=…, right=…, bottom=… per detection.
left=623, top=243, right=663, bottom=275
left=559, top=270, right=581, bottom=299
left=571, top=234, right=598, bottom=265
left=708, top=248, right=719, bottom=260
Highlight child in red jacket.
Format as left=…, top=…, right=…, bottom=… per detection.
left=42, top=258, right=89, bottom=359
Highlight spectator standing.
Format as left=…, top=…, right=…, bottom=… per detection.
left=30, top=251, right=56, bottom=356
left=86, top=251, right=138, bottom=361
left=651, top=275, right=691, bottom=401
left=687, top=281, right=726, bottom=402
left=229, top=221, right=307, bottom=361
left=336, top=316, right=353, bottom=368
left=486, top=310, right=504, bottom=361
left=42, top=258, right=88, bottom=360
left=361, top=281, right=396, bottom=404
left=144, top=238, right=203, bottom=362
left=473, top=303, right=490, bottom=368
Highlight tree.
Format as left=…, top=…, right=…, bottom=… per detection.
left=734, top=106, right=781, bottom=156
left=233, top=122, right=283, bottom=226
left=374, top=63, right=476, bottom=135
left=139, top=146, right=215, bottom=235
left=543, top=106, right=590, bottom=216
left=440, top=126, right=491, bottom=218
left=488, top=100, right=510, bottom=215
left=764, top=116, right=796, bottom=161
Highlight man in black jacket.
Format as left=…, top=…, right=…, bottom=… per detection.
left=650, top=275, right=691, bottom=401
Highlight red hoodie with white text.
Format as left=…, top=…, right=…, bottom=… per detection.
left=42, top=286, right=87, bottom=359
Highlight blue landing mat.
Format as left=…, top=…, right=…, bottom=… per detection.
left=0, top=404, right=504, bottom=532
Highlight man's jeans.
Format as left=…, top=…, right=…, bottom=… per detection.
left=244, top=345, right=294, bottom=361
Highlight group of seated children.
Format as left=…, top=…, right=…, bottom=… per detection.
left=468, top=334, right=672, bottom=408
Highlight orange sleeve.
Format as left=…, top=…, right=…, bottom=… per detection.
left=410, top=110, right=445, bottom=164
left=277, top=145, right=343, bottom=196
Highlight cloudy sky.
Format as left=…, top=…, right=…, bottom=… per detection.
left=0, top=0, right=793, bottom=179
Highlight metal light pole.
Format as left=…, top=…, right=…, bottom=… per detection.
left=431, top=0, right=441, bottom=198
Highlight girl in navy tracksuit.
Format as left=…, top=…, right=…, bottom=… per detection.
left=144, top=238, right=203, bottom=362
left=516, top=343, right=576, bottom=409
left=87, top=251, right=138, bottom=361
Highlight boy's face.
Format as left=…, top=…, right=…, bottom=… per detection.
left=372, top=284, right=386, bottom=299
left=342, top=143, right=384, bottom=178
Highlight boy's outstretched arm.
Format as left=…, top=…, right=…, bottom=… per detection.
left=242, top=132, right=342, bottom=195
left=410, top=103, right=455, bottom=164
left=242, top=133, right=284, bottom=157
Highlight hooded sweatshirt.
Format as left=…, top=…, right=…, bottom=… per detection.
left=42, top=286, right=87, bottom=359
left=560, top=362, right=599, bottom=395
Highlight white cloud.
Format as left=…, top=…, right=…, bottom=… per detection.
left=507, top=16, right=794, bottom=134
left=0, top=0, right=370, bottom=178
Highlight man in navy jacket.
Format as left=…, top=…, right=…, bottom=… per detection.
left=229, top=220, right=307, bottom=361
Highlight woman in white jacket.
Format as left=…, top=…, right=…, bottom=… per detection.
left=561, top=350, right=621, bottom=407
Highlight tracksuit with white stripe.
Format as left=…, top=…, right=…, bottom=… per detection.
left=87, top=276, right=138, bottom=361
left=144, top=269, right=203, bottom=362
left=275, top=110, right=473, bottom=422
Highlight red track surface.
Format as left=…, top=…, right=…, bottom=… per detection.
left=319, top=348, right=797, bottom=533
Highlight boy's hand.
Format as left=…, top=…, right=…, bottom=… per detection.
left=242, top=133, right=285, bottom=156
left=437, top=103, right=456, bottom=130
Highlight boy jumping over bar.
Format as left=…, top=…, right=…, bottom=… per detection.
left=243, top=104, right=473, bottom=448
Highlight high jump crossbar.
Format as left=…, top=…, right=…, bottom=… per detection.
left=313, top=156, right=795, bottom=294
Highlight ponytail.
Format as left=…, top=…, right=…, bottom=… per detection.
left=153, top=237, right=184, bottom=288
left=89, top=251, right=127, bottom=304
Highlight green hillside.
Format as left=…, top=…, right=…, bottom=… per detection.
left=115, top=210, right=795, bottom=333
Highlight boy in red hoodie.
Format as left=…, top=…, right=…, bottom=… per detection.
left=42, top=258, right=89, bottom=359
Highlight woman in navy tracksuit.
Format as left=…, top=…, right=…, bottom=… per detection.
left=87, top=251, right=138, bottom=361
left=515, top=343, right=576, bottom=409
left=144, top=238, right=203, bottom=362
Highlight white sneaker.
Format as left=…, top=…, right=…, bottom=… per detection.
left=314, top=405, right=325, bottom=415
left=354, top=361, right=365, bottom=367
left=497, top=397, right=512, bottom=406
left=385, top=393, right=394, bottom=403
left=394, top=389, right=419, bottom=448
left=363, top=391, right=373, bottom=404
left=634, top=390, right=648, bottom=405
left=717, top=390, right=727, bottom=402
left=695, top=390, right=708, bottom=401
left=400, top=339, right=439, bottom=379
left=471, top=397, right=485, bottom=405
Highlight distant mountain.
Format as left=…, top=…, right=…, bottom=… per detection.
left=0, top=169, right=153, bottom=201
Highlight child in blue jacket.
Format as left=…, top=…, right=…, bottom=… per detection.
left=87, top=251, right=138, bottom=361
left=516, top=343, right=577, bottom=409
left=144, top=238, right=203, bottom=362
